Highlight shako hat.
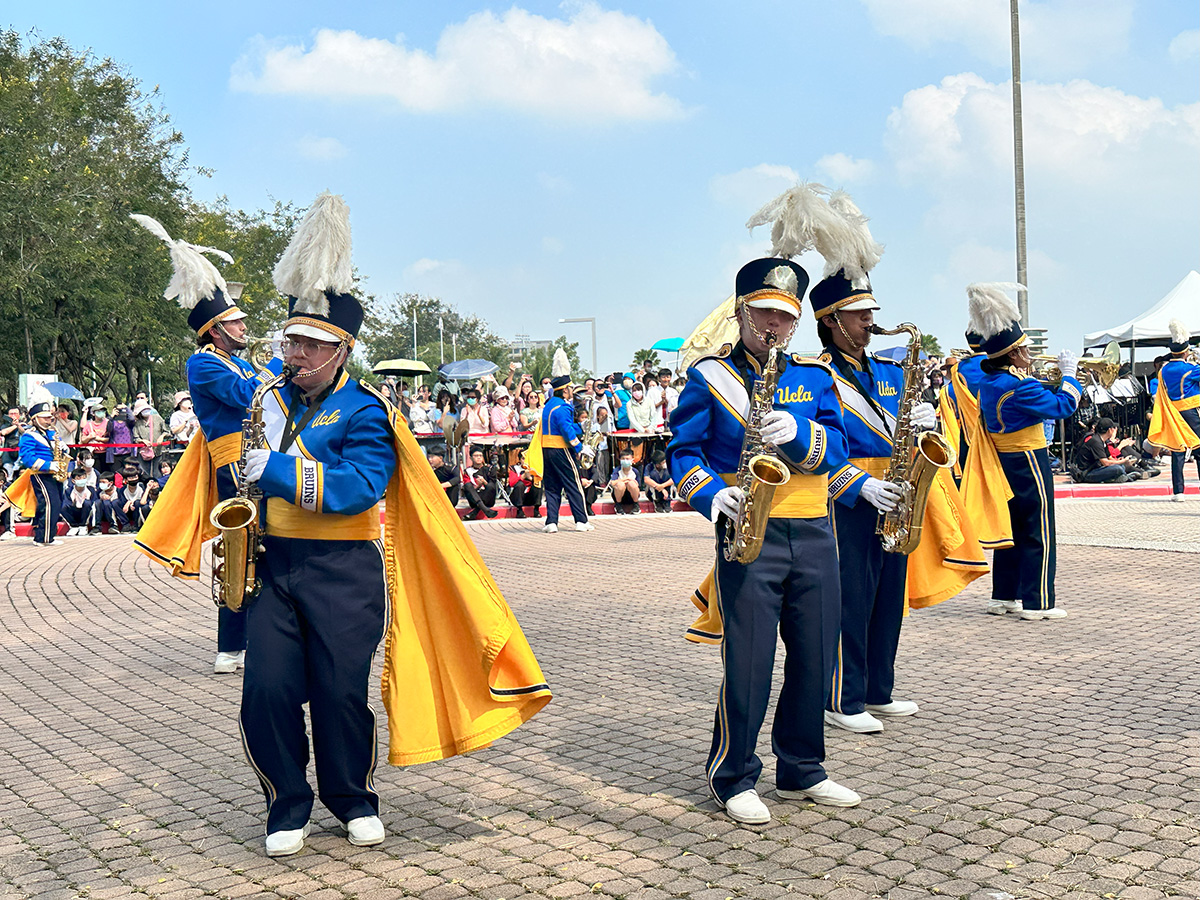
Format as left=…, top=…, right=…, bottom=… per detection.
left=27, top=385, right=55, bottom=420
left=965, top=329, right=984, bottom=352
left=130, top=214, right=244, bottom=335
left=735, top=258, right=809, bottom=317
left=1168, top=319, right=1191, bottom=355
left=966, top=283, right=1027, bottom=358
left=273, top=192, right=363, bottom=346
left=550, top=348, right=574, bottom=391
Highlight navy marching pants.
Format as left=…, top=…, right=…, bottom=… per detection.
left=241, top=536, right=387, bottom=832
left=1169, top=408, right=1200, bottom=495
left=708, top=516, right=841, bottom=802
left=992, top=448, right=1057, bottom=611
left=215, top=465, right=247, bottom=654
left=61, top=498, right=96, bottom=529
left=541, top=447, right=588, bottom=526
left=829, top=498, right=907, bottom=715
left=30, top=472, right=62, bottom=544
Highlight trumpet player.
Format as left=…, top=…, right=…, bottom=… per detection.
left=130, top=214, right=280, bottom=675
left=667, top=257, right=860, bottom=826
left=815, top=271, right=936, bottom=735
left=963, top=283, right=1080, bottom=621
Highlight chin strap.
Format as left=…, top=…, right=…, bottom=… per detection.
left=215, top=321, right=247, bottom=351
left=742, top=305, right=798, bottom=355
left=833, top=313, right=867, bottom=352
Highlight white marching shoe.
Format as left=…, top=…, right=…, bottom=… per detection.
left=213, top=651, right=245, bottom=674
left=824, top=710, right=884, bottom=733
left=346, top=815, right=385, bottom=846
left=575, top=522, right=595, bottom=532
left=542, top=523, right=558, bottom=534
left=1020, top=607, right=1068, bottom=621
left=865, top=699, right=919, bottom=717
left=265, top=822, right=310, bottom=857
left=987, top=599, right=1021, bottom=615
left=778, top=779, right=861, bottom=808
left=723, top=789, right=771, bottom=825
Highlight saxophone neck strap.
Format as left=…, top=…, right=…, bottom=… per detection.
left=280, top=381, right=337, bottom=455
left=825, top=344, right=891, bottom=428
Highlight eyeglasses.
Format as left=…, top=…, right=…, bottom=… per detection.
left=281, top=337, right=340, bottom=357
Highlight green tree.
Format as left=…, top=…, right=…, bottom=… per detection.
left=631, top=348, right=661, bottom=370
left=361, top=292, right=510, bottom=374
left=521, top=336, right=587, bottom=384
left=919, top=334, right=943, bottom=357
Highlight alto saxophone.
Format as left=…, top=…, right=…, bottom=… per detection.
left=209, top=365, right=296, bottom=610
left=724, top=343, right=792, bottom=565
left=871, top=324, right=957, bottom=555
left=51, top=433, right=70, bottom=482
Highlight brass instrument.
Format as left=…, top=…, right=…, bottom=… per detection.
left=1031, top=341, right=1120, bottom=389
left=724, top=342, right=791, bottom=565
left=871, top=324, right=957, bottom=555
left=244, top=337, right=278, bottom=369
left=209, top=365, right=296, bottom=611
left=51, top=433, right=71, bottom=482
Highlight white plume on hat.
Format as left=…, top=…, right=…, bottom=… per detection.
left=966, top=283, right=1025, bottom=340
left=273, top=192, right=354, bottom=318
left=746, top=183, right=884, bottom=288
left=551, top=348, right=571, bottom=379
left=27, top=385, right=55, bottom=415
left=1169, top=318, right=1189, bottom=346
left=130, top=214, right=233, bottom=309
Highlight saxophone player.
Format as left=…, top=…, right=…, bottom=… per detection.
left=6, top=386, right=65, bottom=546
left=130, top=214, right=281, bottom=675
left=667, top=257, right=860, bottom=825
left=816, top=268, right=938, bottom=735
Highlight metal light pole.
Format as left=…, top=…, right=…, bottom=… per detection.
left=559, top=316, right=597, bottom=376
left=1010, top=0, right=1029, bottom=326
left=412, top=308, right=418, bottom=359
left=452, top=333, right=458, bottom=362
left=439, top=316, right=445, bottom=365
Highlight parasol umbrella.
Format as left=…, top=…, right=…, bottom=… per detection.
left=372, top=358, right=432, bottom=377
left=874, top=345, right=927, bottom=362
left=650, top=337, right=685, bottom=353
left=40, top=381, right=85, bottom=402
left=438, top=359, right=500, bottom=381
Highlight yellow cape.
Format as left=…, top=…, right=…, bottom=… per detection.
left=4, top=469, right=38, bottom=517
left=1147, top=377, right=1200, bottom=452
left=938, top=382, right=963, bottom=478
left=379, top=401, right=551, bottom=764
left=685, top=470, right=989, bottom=642
left=959, top=417, right=1015, bottom=551
left=133, top=432, right=222, bottom=579
left=524, top=418, right=545, bottom=480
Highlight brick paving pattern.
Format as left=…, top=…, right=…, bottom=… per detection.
left=0, top=501, right=1197, bottom=900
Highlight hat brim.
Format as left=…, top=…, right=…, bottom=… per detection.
left=284, top=322, right=344, bottom=342
left=839, top=297, right=881, bottom=312
left=745, top=297, right=801, bottom=317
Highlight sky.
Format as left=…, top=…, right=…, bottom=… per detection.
left=8, top=1, right=1199, bottom=373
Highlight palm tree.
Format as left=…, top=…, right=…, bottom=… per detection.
left=1011, top=0, right=1029, bottom=327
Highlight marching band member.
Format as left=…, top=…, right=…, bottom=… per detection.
left=1148, top=319, right=1200, bottom=501
left=527, top=349, right=594, bottom=534
left=962, top=283, right=1080, bottom=620
left=668, top=255, right=860, bottom=825
left=5, top=386, right=64, bottom=545
left=235, top=193, right=549, bottom=856
left=130, top=214, right=276, bottom=674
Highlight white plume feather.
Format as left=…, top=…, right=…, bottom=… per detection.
left=966, top=283, right=1025, bottom=340
left=825, top=189, right=884, bottom=288
left=551, top=347, right=571, bottom=379
left=1169, top=318, right=1189, bottom=345
left=130, top=213, right=232, bottom=310
left=27, top=385, right=55, bottom=411
left=273, top=192, right=354, bottom=318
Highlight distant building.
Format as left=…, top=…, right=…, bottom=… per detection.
left=508, top=336, right=553, bottom=361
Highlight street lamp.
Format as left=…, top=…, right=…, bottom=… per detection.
left=559, top=317, right=597, bottom=376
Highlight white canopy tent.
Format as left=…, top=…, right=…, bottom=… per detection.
left=1083, top=270, right=1200, bottom=349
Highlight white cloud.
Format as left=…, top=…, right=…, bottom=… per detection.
left=231, top=4, right=684, bottom=122
left=709, top=163, right=799, bottom=210
left=1169, top=29, right=1200, bottom=63
left=886, top=73, right=1200, bottom=185
left=405, top=258, right=448, bottom=277
left=858, top=0, right=1134, bottom=74
left=296, top=135, right=348, bottom=161
left=815, top=153, right=875, bottom=183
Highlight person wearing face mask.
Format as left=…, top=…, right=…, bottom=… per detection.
left=612, top=376, right=633, bottom=429
left=80, top=405, right=113, bottom=474
left=626, top=382, right=654, bottom=433
left=61, top=470, right=98, bottom=536
left=131, top=398, right=167, bottom=478
left=609, top=448, right=642, bottom=514
left=667, top=252, right=858, bottom=825
left=92, top=476, right=121, bottom=534
left=73, top=449, right=98, bottom=488
left=462, top=388, right=490, bottom=435
left=130, top=213, right=280, bottom=676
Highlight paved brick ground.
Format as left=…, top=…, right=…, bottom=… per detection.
left=0, top=503, right=1197, bottom=900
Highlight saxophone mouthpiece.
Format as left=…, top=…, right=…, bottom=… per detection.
left=764, top=331, right=779, bottom=347
left=869, top=325, right=887, bottom=335
left=282, top=364, right=300, bottom=380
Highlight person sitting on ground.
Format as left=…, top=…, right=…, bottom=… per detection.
left=609, top=447, right=643, bottom=514
left=116, top=465, right=146, bottom=531
left=156, top=459, right=174, bottom=489
left=61, top=469, right=98, bottom=536
left=91, top=474, right=120, bottom=533
left=73, top=448, right=98, bottom=489
left=426, top=444, right=462, bottom=507
left=508, top=449, right=543, bottom=519
left=137, top=480, right=160, bottom=521
left=626, top=381, right=654, bottom=433
left=642, top=449, right=675, bottom=513
left=463, top=447, right=499, bottom=519
left=490, top=386, right=520, bottom=433
left=1078, top=418, right=1142, bottom=484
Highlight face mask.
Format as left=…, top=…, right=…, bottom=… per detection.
left=466, top=398, right=477, bottom=407
left=403, top=390, right=411, bottom=397
left=83, top=459, right=94, bottom=467
left=633, top=391, right=643, bottom=400
left=621, top=459, right=632, bottom=469
left=622, top=381, right=633, bottom=390
left=73, top=480, right=88, bottom=489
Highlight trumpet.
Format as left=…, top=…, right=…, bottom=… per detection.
left=1031, top=341, right=1121, bottom=389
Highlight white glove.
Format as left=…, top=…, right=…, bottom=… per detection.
left=243, top=449, right=271, bottom=483
left=911, top=401, right=937, bottom=430
left=579, top=445, right=596, bottom=462
left=758, top=409, right=799, bottom=446
left=860, top=477, right=904, bottom=513
left=712, top=485, right=744, bottom=521
left=1056, top=350, right=1079, bottom=380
